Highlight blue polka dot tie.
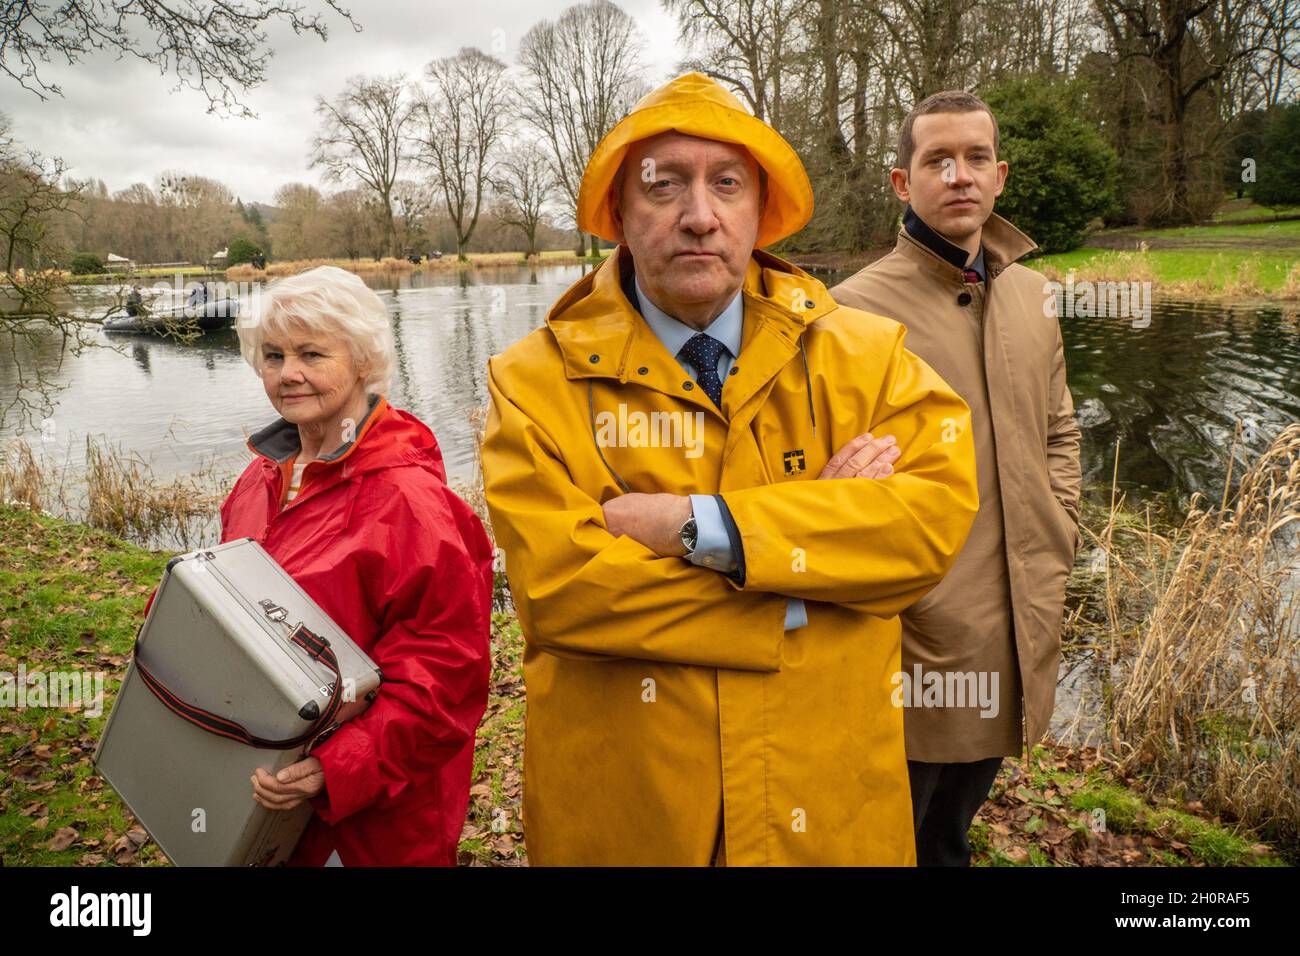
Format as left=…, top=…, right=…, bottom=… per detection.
left=679, top=332, right=726, bottom=408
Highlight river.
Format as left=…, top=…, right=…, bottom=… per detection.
left=3, top=265, right=1298, bottom=509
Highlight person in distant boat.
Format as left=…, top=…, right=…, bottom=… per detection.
left=187, top=281, right=211, bottom=312
left=125, top=285, right=143, bottom=317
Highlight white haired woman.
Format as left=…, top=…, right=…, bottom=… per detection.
left=220, top=265, right=493, bottom=866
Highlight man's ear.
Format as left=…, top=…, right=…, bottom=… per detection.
left=889, top=167, right=911, bottom=203
left=993, top=160, right=1009, bottom=198
left=608, top=187, right=626, bottom=243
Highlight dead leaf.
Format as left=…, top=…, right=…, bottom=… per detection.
left=47, top=826, right=79, bottom=851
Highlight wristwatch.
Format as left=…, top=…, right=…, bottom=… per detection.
left=679, top=511, right=698, bottom=557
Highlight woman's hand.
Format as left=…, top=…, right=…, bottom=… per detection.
left=251, top=756, right=324, bottom=811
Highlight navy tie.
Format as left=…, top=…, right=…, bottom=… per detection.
left=679, top=332, right=726, bottom=408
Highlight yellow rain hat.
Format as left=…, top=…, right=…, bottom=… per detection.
left=576, top=72, right=814, bottom=249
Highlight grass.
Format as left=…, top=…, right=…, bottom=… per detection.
left=1029, top=200, right=1300, bottom=300
left=1210, top=198, right=1300, bottom=224
left=1129, top=219, right=1300, bottom=242
left=1051, top=427, right=1300, bottom=860
left=971, top=746, right=1285, bottom=867
left=0, top=506, right=168, bottom=865
left=457, top=613, right=526, bottom=866
left=64, top=266, right=222, bottom=285
left=1, top=436, right=227, bottom=551
left=1031, top=248, right=1300, bottom=298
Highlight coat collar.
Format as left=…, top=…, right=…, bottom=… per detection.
left=247, top=393, right=389, bottom=468
left=895, top=209, right=1036, bottom=281
left=545, top=244, right=835, bottom=383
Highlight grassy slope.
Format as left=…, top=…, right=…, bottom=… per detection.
left=1029, top=208, right=1300, bottom=297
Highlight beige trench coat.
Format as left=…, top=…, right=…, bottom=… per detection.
left=831, top=213, right=1083, bottom=762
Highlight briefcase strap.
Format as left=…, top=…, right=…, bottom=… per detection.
left=132, top=622, right=346, bottom=751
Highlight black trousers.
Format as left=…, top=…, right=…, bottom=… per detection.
left=907, top=756, right=1004, bottom=866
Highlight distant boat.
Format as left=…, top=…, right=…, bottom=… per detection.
left=102, top=299, right=239, bottom=334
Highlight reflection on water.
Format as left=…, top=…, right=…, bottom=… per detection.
left=1061, top=300, right=1300, bottom=508
left=3, top=264, right=1299, bottom=512
left=0, top=265, right=593, bottom=489
left=815, top=266, right=1300, bottom=511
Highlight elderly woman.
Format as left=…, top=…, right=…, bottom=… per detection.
left=221, top=265, right=493, bottom=866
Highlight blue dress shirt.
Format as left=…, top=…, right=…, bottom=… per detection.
left=632, top=275, right=809, bottom=632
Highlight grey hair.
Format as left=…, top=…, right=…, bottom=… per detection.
left=237, top=265, right=396, bottom=396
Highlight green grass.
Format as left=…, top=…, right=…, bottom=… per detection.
left=972, top=746, right=1286, bottom=867
left=1025, top=198, right=1300, bottom=299
left=1030, top=247, right=1297, bottom=295
left=1211, top=200, right=1300, bottom=223
left=1129, top=219, right=1300, bottom=242
left=0, top=505, right=168, bottom=865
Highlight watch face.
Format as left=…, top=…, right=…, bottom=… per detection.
left=681, top=517, right=698, bottom=552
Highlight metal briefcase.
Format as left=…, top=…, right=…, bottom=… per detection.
left=94, top=537, right=383, bottom=866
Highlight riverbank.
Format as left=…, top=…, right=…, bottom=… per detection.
left=792, top=202, right=1300, bottom=302
left=0, top=501, right=1290, bottom=866
left=223, top=250, right=605, bottom=281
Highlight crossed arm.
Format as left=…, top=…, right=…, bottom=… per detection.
left=481, top=327, right=979, bottom=671
left=600, top=430, right=903, bottom=557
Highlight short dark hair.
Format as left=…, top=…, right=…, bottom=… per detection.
left=896, top=90, right=1000, bottom=175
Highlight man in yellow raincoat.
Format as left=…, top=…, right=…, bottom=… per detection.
left=481, top=73, right=979, bottom=866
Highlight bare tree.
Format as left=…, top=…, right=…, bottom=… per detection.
left=392, top=180, right=435, bottom=256
left=0, top=115, right=111, bottom=427
left=1095, top=0, right=1300, bottom=224
left=0, top=1, right=359, bottom=117
left=324, top=187, right=385, bottom=259
left=311, top=74, right=413, bottom=258
left=156, top=171, right=244, bottom=263
left=414, top=48, right=514, bottom=262
left=519, top=0, right=649, bottom=257
left=664, top=0, right=799, bottom=126
left=269, top=183, right=328, bottom=260
left=492, top=141, right=562, bottom=257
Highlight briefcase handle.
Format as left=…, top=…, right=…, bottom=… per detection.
left=132, top=618, right=346, bottom=751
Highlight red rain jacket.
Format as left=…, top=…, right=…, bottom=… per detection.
left=215, top=396, right=493, bottom=866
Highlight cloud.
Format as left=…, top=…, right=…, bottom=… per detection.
left=2, top=0, right=685, bottom=204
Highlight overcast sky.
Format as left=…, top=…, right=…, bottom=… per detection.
left=0, top=0, right=685, bottom=205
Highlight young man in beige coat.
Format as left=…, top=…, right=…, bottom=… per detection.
left=832, top=91, right=1083, bottom=866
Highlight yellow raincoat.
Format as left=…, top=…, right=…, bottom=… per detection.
left=483, top=246, right=979, bottom=864
left=481, top=72, right=979, bottom=865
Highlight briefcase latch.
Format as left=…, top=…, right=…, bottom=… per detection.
left=258, top=599, right=289, bottom=624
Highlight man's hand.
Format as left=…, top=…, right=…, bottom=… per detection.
left=251, top=756, right=324, bottom=812
left=819, top=432, right=899, bottom=479
left=602, top=492, right=692, bottom=557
